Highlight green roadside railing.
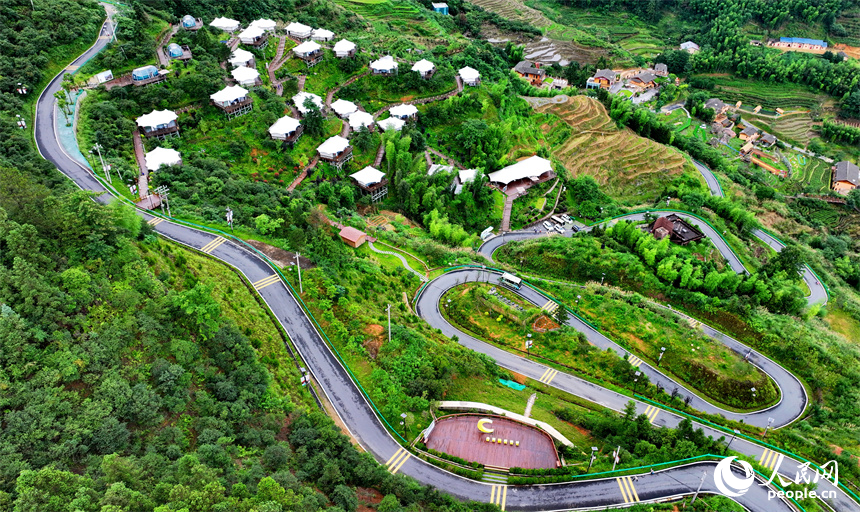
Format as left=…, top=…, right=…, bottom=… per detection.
left=635, top=395, right=860, bottom=507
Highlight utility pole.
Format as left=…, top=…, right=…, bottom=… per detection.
left=586, top=447, right=598, bottom=473
left=690, top=471, right=706, bottom=505
left=295, top=252, right=303, bottom=294
left=658, top=347, right=666, bottom=366
left=764, top=417, right=774, bottom=439
left=386, top=303, right=392, bottom=345
left=226, top=207, right=234, bottom=232
left=612, top=446, right=621, bottom=471
left=91, top=143, right=111, bottom=183
left=725, top=429, right=740, bottom=454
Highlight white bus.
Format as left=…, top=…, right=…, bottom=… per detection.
left=500, top=272, right=522, bottom=290
left=551, top=215, right=565, bottom=225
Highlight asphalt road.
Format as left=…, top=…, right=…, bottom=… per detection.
left=479, top=206, right=827, bottom=306
left=415, top=269, right=852, bottom=512
left=32, top=11, right=848, bottom=511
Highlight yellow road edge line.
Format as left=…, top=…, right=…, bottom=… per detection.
left=500, top=485, right=507, bottom=510
left=627, top=476, right=640, bottom=502
left=490, top=485, right=497, bottom=505
left=537, top=368, right=551, bottom=382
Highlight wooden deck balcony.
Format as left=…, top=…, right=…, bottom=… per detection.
left=243, top=34, right=269, bottom=49
left=214, top=97, right=253, bottom=115
left=141, top=124, right=179, bottom=139
left=320, top=146, right=353, bottom=167
left=133, top=74, right=168, bottom=87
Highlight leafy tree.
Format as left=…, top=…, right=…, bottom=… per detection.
left=301, top=98, right=325, bottom=137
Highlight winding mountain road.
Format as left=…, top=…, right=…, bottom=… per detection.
left=32, top=10, right=849, bottom=511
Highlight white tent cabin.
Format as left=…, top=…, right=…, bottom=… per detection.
left=459, top=66, right=481, bottom=86
left=350, top=166, right=388, bottom=202
left=209, top=17, right=240, bottom=33
left=378, top=117, right=405, bottom=132
left=333, top=39, right=356, bottom=58
left=331, top=99, right=358, bottom=118
left=370, top=55, right=398, bottom=75
left=286, top=22, right=313, bottom=40
left=238, top=25, right=268, bottom=49
left=411, top=59, right=435, bottom=79
left=389, top=104, right=418, bottom=120
left=229, top=48, right=255, bottom=68
left=136, top=109, right=179, bottom=139
left=145, top=147, right=182, bottom=171
left=231, top=66, right=261, bottom=87
left=311, top=28, right=335, bottom=42
left=316, top=135, right=353, bottom=169
left=292, top=40, right=323, bottom=67
left=249, top=19, right=276, bottom=32
left=486, top=155, right=554, bottom=188
left=210, top=85, right=252, bottom=118
left=292, top=91, right=324, bottom=115
left=348, top=111, right=374, bottom=131
left=268, top=115, right=303, bottom=144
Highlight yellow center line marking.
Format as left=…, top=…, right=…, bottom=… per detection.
left=543, top=369, right=558, bottom=384
left=490, top=485, right=497, bottom=505
left=98, top=35, right=110, bottom=40
left=500, top=485, right=507, bottom=510
left=385, top=448, right=405, bottom=467
left=391, top=452, right=411, bottom=474
left=617, top=477, right=631, bottom=503
left=200, top=237, right=226, bottom=253
left=252, top=274, right=281, bottom=290
left=67, top=65, right=79, bottom=70
left=537, top=368, right=551, bottom=382
left=387, top=449, right=408, bottom=470
left=626, top=476, right=640, bottom=502
left=147, top=217, right=164, bottom=226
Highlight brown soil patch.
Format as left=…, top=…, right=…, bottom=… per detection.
left=357, top=487, right=384, bottom=512
left=250, top=148, right=260, bottom=157
left=831, top=445, right=844, bottom=456
left=510, top=372, right=528, bottom=384
left=533, top=314, right=560, bottom=331
left=246, top=239, right=315, bottom=269
left=573, top=424, right=590, bottom=437
left=363, top=324, right=385, bottom=360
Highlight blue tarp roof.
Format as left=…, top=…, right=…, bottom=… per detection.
left=779, top=37, right=827, bottom=47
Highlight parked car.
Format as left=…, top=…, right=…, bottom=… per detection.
left=554, top=224, right=565, bottom=234
left=542, top=221, right=554, bottom=231
left=561, top=214, right=572, bottom=223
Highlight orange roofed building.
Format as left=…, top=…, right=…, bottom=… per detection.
left=339, top=226, right=367, bottom=248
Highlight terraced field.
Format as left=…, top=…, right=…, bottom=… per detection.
left=536, top=96, right=688, bottom=201
left=331, top=0, right=447, bottom=40
left=469, top=0, right=552, bottom=26
left=745, top=113, right=818, bottom=147
left=698, top=76, right=831, bottom=110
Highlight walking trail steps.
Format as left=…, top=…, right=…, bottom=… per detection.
left=372, top=77, right=463, bottom=119
left=287, top=155, right=319, bottom=192
left=373, top=142, right=386, bottom=167
left=368, top=241, right=427, bottom=282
